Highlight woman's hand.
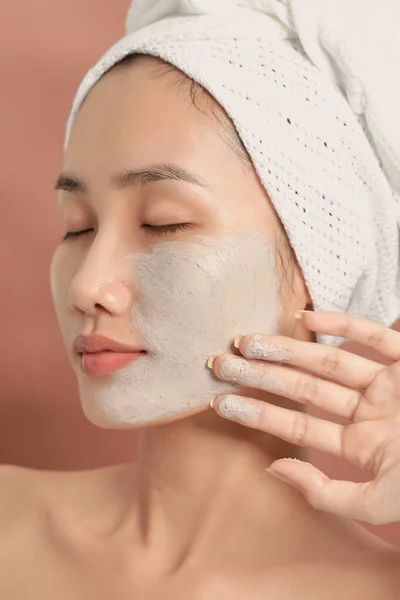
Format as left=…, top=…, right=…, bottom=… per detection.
left=208, top=311, right=400, bottom=525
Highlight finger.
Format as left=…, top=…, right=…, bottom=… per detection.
left=236, top=333, right=384, bottom=390
left=211, top=355, right=363, bottom=420
left=266, top=461, right=383, bottom=524
left=211, top=393, right=345, bottom=458
left=297, top=311, right=400, bottom=362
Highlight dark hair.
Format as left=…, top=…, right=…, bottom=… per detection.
left=111, top=53, right=299, bottom=296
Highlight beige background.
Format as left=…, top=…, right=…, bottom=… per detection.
left=1, top=0, right=399, bottom=546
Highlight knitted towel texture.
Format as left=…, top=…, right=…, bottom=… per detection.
left=65, top=0, right=400, bottom=347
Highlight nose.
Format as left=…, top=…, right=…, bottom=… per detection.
left=68, top=237, right=134, bottom=318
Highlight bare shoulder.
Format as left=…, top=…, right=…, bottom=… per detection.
left=0, top=464, right=44, bottom=530
left=0, top=464, right=130, bottom=598
left=205, top=555, right=400, bottom=600
left=0, top=462, right=137, bottom=548
left=253, top=508, right=400, bottom=599
left=257, top=560, right=400, bottom=600
left=253, top=540, right=400, bottom=600
left=301, top=524, right=400, bottom=599
left=310, top=515, right=400, bottom=598
left=0, top=462, right=124, bottom=534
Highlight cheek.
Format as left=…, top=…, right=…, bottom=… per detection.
left=49, top=247, right=75, bottom=323
left=129, top=231, right=280, bottom=351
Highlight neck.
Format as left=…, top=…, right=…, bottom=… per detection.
left=126, top=389, right=310, bottom=569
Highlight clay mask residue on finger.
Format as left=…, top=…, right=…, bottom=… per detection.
left=94, top=230, right=280, bottom=425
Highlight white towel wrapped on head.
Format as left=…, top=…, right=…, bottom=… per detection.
left=66, top=0, right=400, bottom=346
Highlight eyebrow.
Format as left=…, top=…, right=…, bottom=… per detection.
left=54, top=162, right=208, bottom=194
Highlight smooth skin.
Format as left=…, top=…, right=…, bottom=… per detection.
left=0, top=57, right=399, bottom=599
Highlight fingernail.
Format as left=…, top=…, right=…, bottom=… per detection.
left=233, top=335, right=243, bottom=349
left=207, top=355, right=218, bottom=369
left=294, top=309, right=312, bottom=320
left=210, top=396, right=217, bottom=408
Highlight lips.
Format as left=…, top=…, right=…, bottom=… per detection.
left=73, top=334, right=145, bottom=376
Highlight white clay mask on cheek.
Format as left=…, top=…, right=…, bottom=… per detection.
left=93, top=230, right=280, bottom=425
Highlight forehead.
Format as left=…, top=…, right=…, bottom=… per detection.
left=65, top=62, right=227, bottom=176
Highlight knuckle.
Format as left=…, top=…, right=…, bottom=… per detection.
left=339, top=314, right=353, bottom=339
left=255, top=404, right=268, bottom=429
left=344, top=389, right=362, bottom=420
left=293, top=375, right=319, bottom=406
left=290, top=411, right=309, bottom=446
left=318, top=348, right=341, bottom=379
left=366, top=327, right=386, bottom=349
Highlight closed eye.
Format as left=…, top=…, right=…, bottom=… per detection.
left=141, top=223, right=192, bottom=236
left=61, top=223, right=191, bottom=242
left=61, top=229, right=93, bottom=242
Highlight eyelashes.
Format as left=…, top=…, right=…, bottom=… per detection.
left=61, top=223, right=191, bottom=242
left=141, top=223, right=191, bottom=237
left=61, top=228, right=93, bottom=242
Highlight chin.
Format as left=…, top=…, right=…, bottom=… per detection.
left=79, top=396, right=210, bottom=430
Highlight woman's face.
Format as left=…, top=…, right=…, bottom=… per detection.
left=50, top=58, right=310, bottom=428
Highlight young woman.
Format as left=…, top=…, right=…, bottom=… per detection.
left=1, top=1, right=400, bottom=598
